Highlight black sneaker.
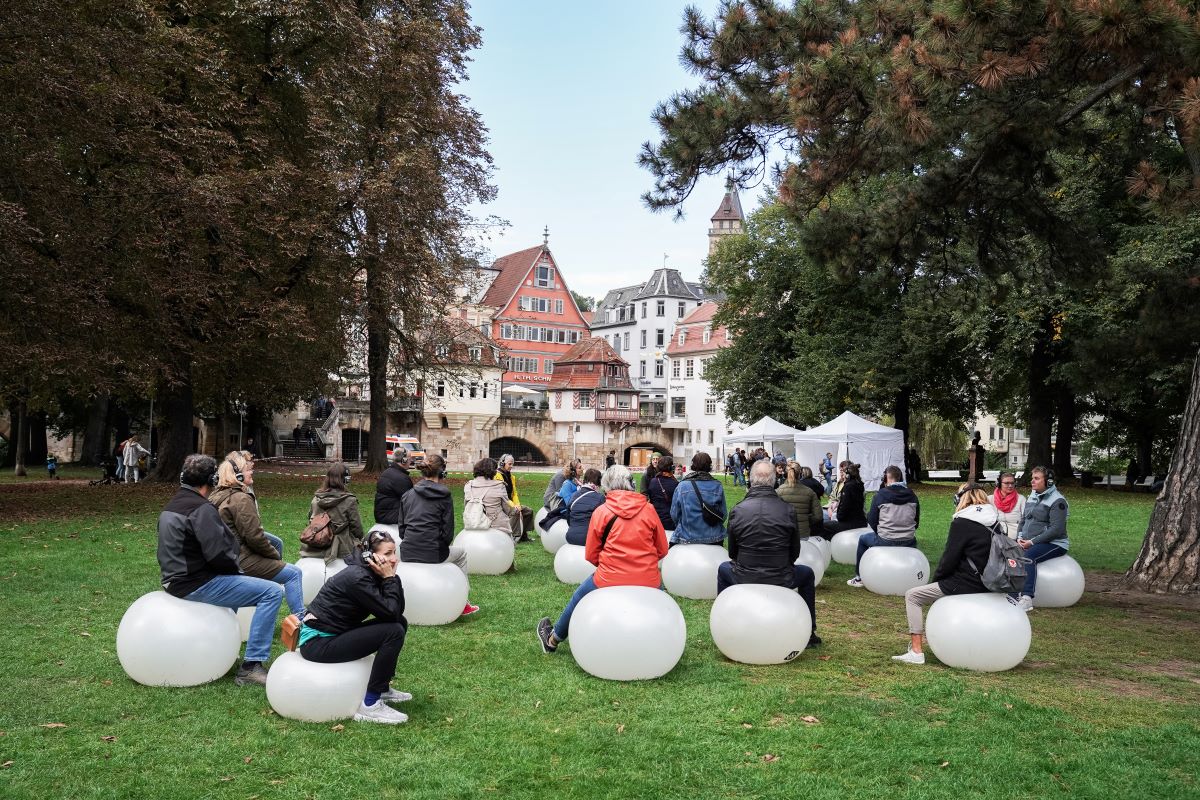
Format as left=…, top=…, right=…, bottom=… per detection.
left=807, top=633, right=823, bottom=649
left=234, top=662, right=269, bottom=686
left=537, top=617, right=557, bottom=653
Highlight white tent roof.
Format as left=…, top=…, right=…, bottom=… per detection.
left=801, top=410, right=900, bottom=441
left=723, top=415, right=803, bottom=444
left=793, top=411, right=905, bottom=491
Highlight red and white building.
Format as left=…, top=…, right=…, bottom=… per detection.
left=480, top=242, right=590, bottom=386
left=547, top=337, right=639, bottom=462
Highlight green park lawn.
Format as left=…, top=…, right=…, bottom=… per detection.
left=0, top=470, right=1196, bottom=799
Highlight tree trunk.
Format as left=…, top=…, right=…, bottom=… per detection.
left=1, top=401, right=17, bottom=468
left=1053, top=387, right=1077, bottom=482
left=80, top=393, right=110, bottom=466
left=364, top=245, right=390, bottom=473
left=27, top=411, right=48, bottom=467
left=14, top=398, right=27, bottom=476
left=1122, top=348, right=1200, bottom=594
left=1136, top=433, right=1154, bottom=482
left=1022, top=317, right=1056, bottom=483
left=153, top=364, right=195, bottom=482
left=893, top=386, right=912, bottom=452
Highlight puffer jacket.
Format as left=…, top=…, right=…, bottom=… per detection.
left=933, top=503, right=998, bottom=594
left=301, top=489, right=365, bottom=563
left=399, top=480, right=455, bottom=563
left=373, top=464, right=414, bottom=525
left=727, top=486, right=801, bottom=588
left=585, top=490, right=669, bottom=588
left=301, top=555, right=405, bottom=637
left=209, top=484, right=283, bottom=579
left=775, top=481, right=822, bottom=538
left=565, top=485, right=605, bottom=546
left=463, top=477, right=514, bottom=530
left=1017, top=486, right=1069, bottom=549
left=668, top=472, right=727, bottom=544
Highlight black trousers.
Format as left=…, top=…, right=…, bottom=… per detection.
left=300, top=618, right=407, bottom=695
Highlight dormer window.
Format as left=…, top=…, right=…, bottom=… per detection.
left=678, top=330, right=686, bottom=346
left=435, top=344, right=450, bottom=359
left=468, top=346, right=482, bottom=362
left=702, top=325, right=711, bottom=344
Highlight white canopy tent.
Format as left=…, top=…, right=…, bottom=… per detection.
left=723, top=416, right=803, bottom=459
left=793, top=411, right=905, bottom=491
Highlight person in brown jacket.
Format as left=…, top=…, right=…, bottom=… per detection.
left=463, top=457, right=517, bottom=531
left=209, top=451, right=305, bottom=618
left=776, top=462, right=824, bottom=539
left=300, top=462, right=365, bottom=563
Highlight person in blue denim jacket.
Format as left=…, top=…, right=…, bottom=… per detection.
left=668, top=452, right=727, bottom=545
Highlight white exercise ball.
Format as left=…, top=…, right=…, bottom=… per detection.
left=368, top=523, right=401, bottom=546
left=265, top=651, right=373, bottom=722
left=809, top=536, right=833, bottom=568
left=1031, top=555, right=1085, bottom=608
left=831, top=528, right=871, bottom=565
left=117, top=592, right=241, bottom=687
left=541, top=519, right=569, bottom=554
left=236, top=606, right=254, bottom=642
left=925, top=593, right=1032, bottom=672
left=795, top=540, right=826, bottom=586
left=534, top=506, right=549, bottom=530
left=297, top=557, right=330, bottom=605
left=860, top=547, right=931, bottom=596
left=453, top=529, right=515, bottom=575
left=325, top=559, right=346, bottom=580
left=554, top=544, right=597, bottom=584
left=395, top=561, right=469, bottom=625
left=569, top=586, right=687, bottom=680
left=710, top=584, right=812, bottom=665
left=661, top=544, right=729, bottom=600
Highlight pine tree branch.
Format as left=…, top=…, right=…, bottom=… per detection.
left=1056, top=61, right=1149, bottom=128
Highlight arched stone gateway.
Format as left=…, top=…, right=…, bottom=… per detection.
left=623, top=441, right=672, bottom=468
left=489, top=437, right=549, bottom=466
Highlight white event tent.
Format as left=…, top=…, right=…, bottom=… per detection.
left=723, top=415, right=802, bottom=458
left=793, top=411, right=905, bottom=491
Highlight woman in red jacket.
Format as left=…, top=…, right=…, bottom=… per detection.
left=537, top=464, right=669, bottom=653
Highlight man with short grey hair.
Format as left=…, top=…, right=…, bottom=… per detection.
left=720, top=459, right=821, bottom=647
left=157, top=454, right=284, bottom=685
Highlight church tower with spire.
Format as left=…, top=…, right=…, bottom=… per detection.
left=708, top=177, right=745, bottom=254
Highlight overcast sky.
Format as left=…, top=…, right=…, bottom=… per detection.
left=463, top=1, right=757, bottom=302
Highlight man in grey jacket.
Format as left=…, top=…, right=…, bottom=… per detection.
left=157, top=454, right=283, bottom=686
left=847, top=465, right=921, bottom=587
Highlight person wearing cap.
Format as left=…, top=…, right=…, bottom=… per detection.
left=156, top=454, right=283, bottom=687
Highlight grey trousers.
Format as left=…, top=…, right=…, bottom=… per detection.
left=446, top=545, right=468, bottom=577
left=904, top=583, right=946, bottom=634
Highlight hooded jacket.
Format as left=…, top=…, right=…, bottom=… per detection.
left=830, top=477, right=866, bottom=528
left=646, top=473, right=679, bottom=531
left=209, top=483, right=284, bottom=579
left=668, top=472, right=727, bottom=544
left=586, top=490, right=669, bottom=588
left=373, top=464, right=414, bottom=525
left=565, top=485, right=605, bottom=546
left=300, top=489, right=365, bottom=562
left=775, top=481, right=822, bottom=538
left=867, top=481, right=920, bottom=541
left=157, top=486, right=241, bottom=598
left=399, top=479, right=455, bottom=563
left=933, top=503, right=998, bottom=595
left=1017, top=485, right=1069, bottom=549
left=727, top=485, right=801, bottom=588
left=302, top=554, right=406, bottom=636
left=463, top=476, right=514, bottom=530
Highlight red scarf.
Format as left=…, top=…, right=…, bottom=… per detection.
left=993, top=488, right=1018, bottom=513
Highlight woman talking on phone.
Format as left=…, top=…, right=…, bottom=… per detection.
left=298, top=529, right=411, bottom=725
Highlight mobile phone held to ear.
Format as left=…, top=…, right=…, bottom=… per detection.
left=362, top=550, right=377, bottom=566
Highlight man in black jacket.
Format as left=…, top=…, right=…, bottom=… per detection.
left=157, top=454, right=283, bottom=686
left=718, top=461, right=820, bottom=646
left=374, top=451, right=414, bottom=525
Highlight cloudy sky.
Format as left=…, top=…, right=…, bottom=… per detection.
left=464, top=1, right=759, bottom=302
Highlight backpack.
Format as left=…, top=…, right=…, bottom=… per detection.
left=970, top=523, right=1031, bottom=593
left=463, top=495, right=490, bottom=530
left=300, top=511, right=334, bottom=549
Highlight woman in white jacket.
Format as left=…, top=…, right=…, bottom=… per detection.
left=991, top=472, right=1026, bottom=538
left=123, top=436, right=150, bottom=483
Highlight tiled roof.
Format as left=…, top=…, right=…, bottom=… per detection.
left=548, top=337, right=636, bottom=391
left=480, top=245, right=546, bottom=308
left=590, top=283, right=643, bottom=327
left=633, top=268, right=700, bottom=301
left=556, top=336, right=629, bottom=367
left=711, top=188, right=744, bottom=222
left=665, top=303, right=730, bottom=356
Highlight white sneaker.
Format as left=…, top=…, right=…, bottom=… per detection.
left=891, top=649, right=925, bottom=665
left=380, top=688, right=413, bottom=703
left=354, top=701, right=409, bottom=724
left=846, top=576, right=864, bottom=588
left=1017, top=595, right=1034, bottom=613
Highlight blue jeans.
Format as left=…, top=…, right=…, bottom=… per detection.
left=1020, top=543, right=1067, bottom=598
left=553, top=574, right=598, bottom=641
left=716, top=561, right=817, bottom=631
left=855, top=532, right=916, bottom=577
left=186, top=574, right=283, bottom=662
left=823, top=475, right=833, bottom=494
left=264, top=532, right=285, bottom=559
left=269, top=563, right=305, bottom=618
left=732, top=468, right=745, bottom=486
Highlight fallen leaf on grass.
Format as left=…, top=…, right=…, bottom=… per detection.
left=101, top=736, right=116, bottom=743
left=742, top=723, right=753, bottom=729
left=801, top=716, right=820, bottom=725
left=616, top=724, right=625, bottom=734
left=817, top=655, right=831, bottom=661
left=39, top=723, right=67, bottom=729
left=80, top=632, right=91, bottom=637
left=1, top=761, right=13, bottom=768
left=534, top=700, right=542, bottom=708
left=102, top=680, right=112, bottom=687
left=761, top=754, right=778, bottom=763
left=269, top=780, right=286, bottom=786
left=330, top=725, right=344, bottom=733
left=1004, top=703, right=1013, bottom=710
left=939, top=761, right=950, bottom=768
left=219, top=776, right=234, bottom=782
left=243, top=756, right=252, bottom=764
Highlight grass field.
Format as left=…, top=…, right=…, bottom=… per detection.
left=1, top=470, right=1196, bottom=799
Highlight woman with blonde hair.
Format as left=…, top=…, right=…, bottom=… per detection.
left=209, top=451, right=305, bottom=618
left=892, top=483, right=997, bottom=665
